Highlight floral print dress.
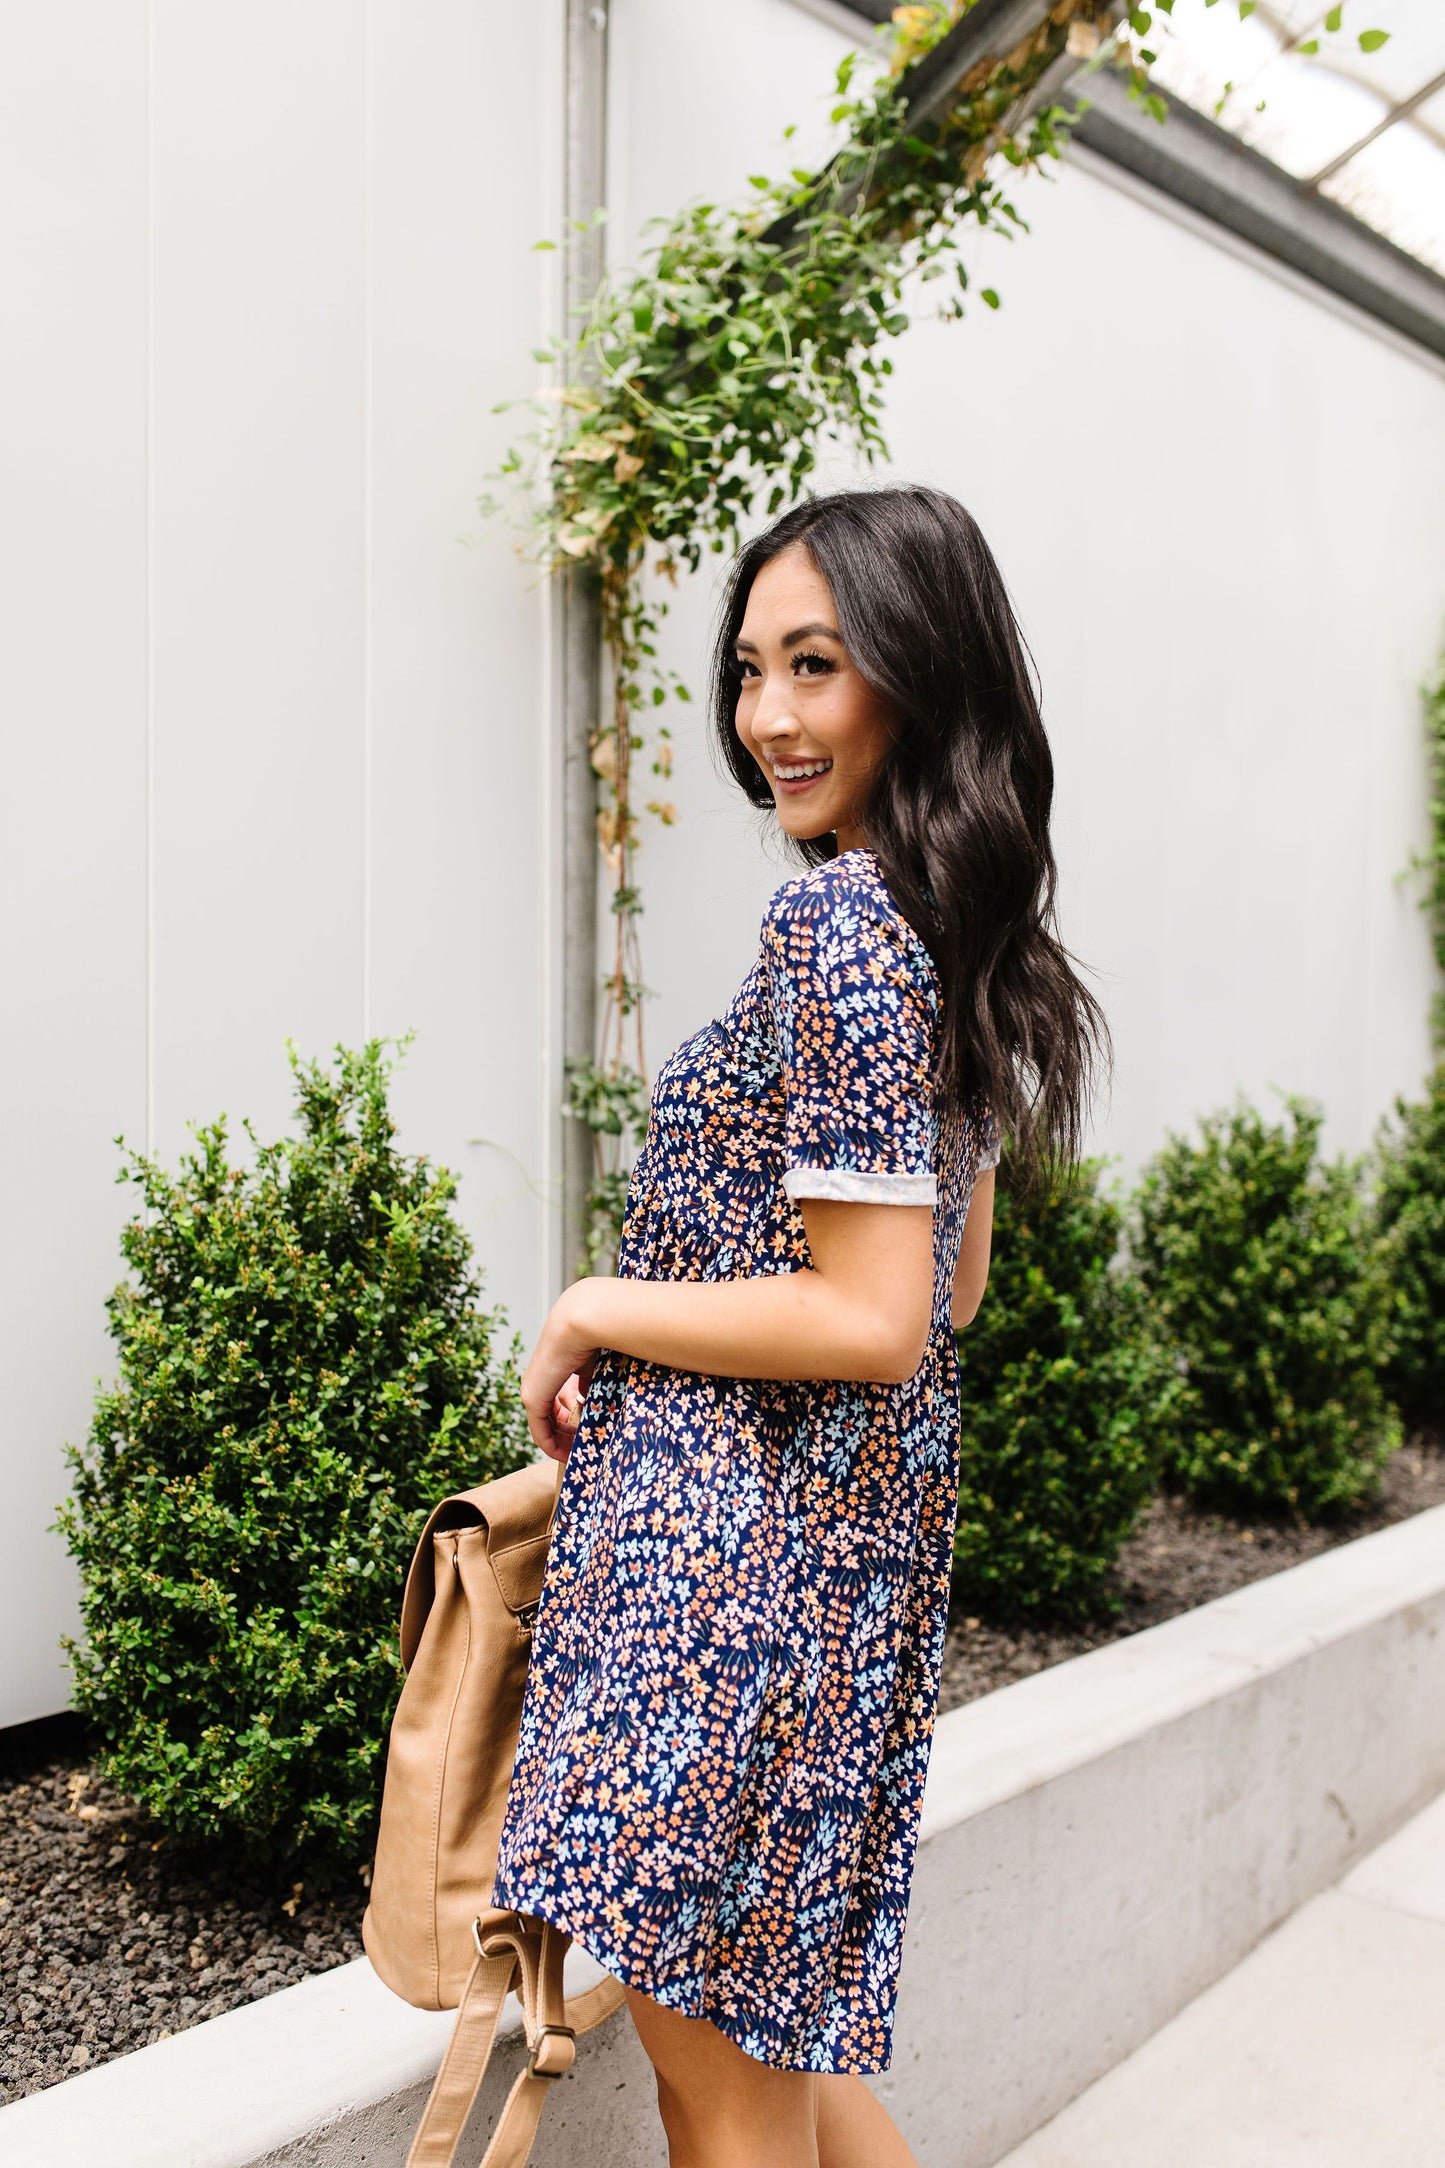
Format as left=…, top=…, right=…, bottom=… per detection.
left=491, top=847, right=1000, bottom=2073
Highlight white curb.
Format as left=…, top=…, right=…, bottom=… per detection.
left=4, top=1503, right=1443, bottom=2168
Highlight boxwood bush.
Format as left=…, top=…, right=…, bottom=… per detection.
left=58, top=1041, right=530, bottom=1880
left=952, top=1153, right=1180, bottom=1624
left=1130, top=1094, right=1399, bottom=1521
left=1373, top=1060, right=1445, bottom=1426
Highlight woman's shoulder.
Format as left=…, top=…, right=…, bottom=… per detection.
left=762, top=848, right=893, bottom=932
left=760, top=850, right=939, bottom=990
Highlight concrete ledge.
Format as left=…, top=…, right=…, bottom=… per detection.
left=4, top=1504, right=1443, bottom=2168
left=888, top=1502, right=1445, bottom=2165
left=0, top=1942, right=663, bottom=2168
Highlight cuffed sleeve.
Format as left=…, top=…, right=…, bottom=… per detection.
left=762, top=867, right=940, bottom=1207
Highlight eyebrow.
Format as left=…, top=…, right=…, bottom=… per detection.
left=734, top=622, right=843, bottom=652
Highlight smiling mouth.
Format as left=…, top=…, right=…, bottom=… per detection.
left=770, top=757, right=833, bottom=786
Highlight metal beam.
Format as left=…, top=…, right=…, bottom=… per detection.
left=560, top=0, right=608, bottom=1286
left=763, top=0, right=1086, bottom=252
left=822, top=0, right=1445, bottom=356
left=900, top=0, right=1072, bottom=133
left=1063, top=69, right=1445, bottom=362
left=1305, top=64, right=1445, bottom=190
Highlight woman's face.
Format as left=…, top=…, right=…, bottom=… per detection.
left=733, top=544, right=895, bottom=852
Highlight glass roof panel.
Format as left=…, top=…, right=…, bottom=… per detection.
left=1320, top=107, right=1445, bottom=273
left=1144, top=0, right=1445, bottom=275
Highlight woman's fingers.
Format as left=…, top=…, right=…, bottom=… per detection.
left=520, top=1294, right=598, bottom=1462
left=521, top=1375, right=587, bottom=1463
left=521, top=1371, right=567, bottom=1461
left=529, top=1376, right=582, bottom=1465
left=528, top=1401, right=571, bottom=1462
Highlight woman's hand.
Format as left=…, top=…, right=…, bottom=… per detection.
left=520, top=1285, right=603, bottom=1461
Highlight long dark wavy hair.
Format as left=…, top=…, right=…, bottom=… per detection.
left=709, top=485, right=1109, bottom=1188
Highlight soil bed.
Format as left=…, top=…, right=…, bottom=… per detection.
left=0, top=1739, right=366, bottom=2106
left=938, top=1426, right=1445, bottom=1714
left=3, top=1428, right=1442, bottom=2105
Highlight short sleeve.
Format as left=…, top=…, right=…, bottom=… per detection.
left=762, top=872, right=940, bottom=1206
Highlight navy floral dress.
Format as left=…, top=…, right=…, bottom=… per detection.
left=491, top=847, right=1000, bottom=2073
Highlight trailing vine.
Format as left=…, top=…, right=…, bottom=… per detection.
left=488, top=0, right=1125, bottom=1267
left=490, top=0, right=1385, bottom=1270
left=1419, top=646, right=1445, bottom=1051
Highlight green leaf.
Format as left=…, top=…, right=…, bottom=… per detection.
left=1357, top=27, right=1389, bottom=50
left=981, top=288, right=1000, bottom=309
left=1324, top=4, right=1343, bottom=28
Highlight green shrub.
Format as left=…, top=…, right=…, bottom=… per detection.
left=1374, top=1059, right=1445, bottom=1425
left=1130, top=1094, right=1399, bottom=1521
left=58, top=1040, right=530, bottom=1880
left=952, top=1155, right=1179, bottom=1624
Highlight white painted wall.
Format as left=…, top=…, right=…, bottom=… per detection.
left=0, top=0, right=563, bottom=1727
left=3, top=0, right=1443, bottom=1725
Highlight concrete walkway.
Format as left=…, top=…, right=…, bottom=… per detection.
left=995, top=1785, right=1445, bottom=2167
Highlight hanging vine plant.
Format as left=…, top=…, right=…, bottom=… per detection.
left=487, top=0, right=1381, bottom=1270
left=1412, top=645, right=1445, bottom=1050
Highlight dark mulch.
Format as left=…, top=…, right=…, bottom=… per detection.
left=4, top=1427, right=1443, bottom=2105
left=0, top=1740, right=365, bottom=2105
left=938, top=1425, right=1445, bottom=1715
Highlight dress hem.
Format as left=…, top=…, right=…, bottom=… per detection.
left=488, top=1874, right=892, bottom=2078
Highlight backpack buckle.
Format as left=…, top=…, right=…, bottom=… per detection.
left=526, top=2023, right=576, bottom=2080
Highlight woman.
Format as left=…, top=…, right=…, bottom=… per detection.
left=492, top=486, right=1106, bottom=2167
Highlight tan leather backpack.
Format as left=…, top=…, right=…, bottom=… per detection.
left=363, top=1455, right=623, bottom=2167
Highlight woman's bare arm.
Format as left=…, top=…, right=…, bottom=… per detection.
left=951, top=1168, right=996, bottom=1329
left=524, top=1197, right=935, bottom=1459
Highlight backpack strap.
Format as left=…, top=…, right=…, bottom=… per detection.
left=404, top=1913, right=623, bottom=2168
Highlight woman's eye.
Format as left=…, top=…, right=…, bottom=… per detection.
left=792, top=650, right=834, bottom=677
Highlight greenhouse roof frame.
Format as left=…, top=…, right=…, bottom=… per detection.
left=823, top=0, right=1445, bottom=361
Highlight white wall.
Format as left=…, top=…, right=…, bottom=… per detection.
left=0, top=0, right=563, bottom=1727
left=3, top=0, right=1444, bottom=1726
left=611, top=0, right=1445, bottom=1181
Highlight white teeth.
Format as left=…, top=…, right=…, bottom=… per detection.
left=773, top=759, right=833, bottom=780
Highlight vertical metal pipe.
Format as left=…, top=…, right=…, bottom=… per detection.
left=560, top=0, right=609, bottom=1285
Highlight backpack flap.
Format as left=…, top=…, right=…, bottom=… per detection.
left=397, top=1457, right=561, bottom=1671
left=364, top=1455, right=564, bottom=2011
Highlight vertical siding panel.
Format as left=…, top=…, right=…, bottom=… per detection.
left=364, top=1, right=554, bottom=1342
left=148, top=0, right=367, bottom=1158
left=0, top=5, right=150, bottom=1723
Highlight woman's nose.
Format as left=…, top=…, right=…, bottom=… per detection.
left=752, top=684, right=798, bottom=741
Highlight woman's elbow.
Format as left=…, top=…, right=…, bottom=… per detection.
left=866, top=1314, right=932, bottom=1385
left=951, top=1274, right=990, bottom=1332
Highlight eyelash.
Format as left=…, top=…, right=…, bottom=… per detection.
left=733, top=650, right=836, bottom=681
